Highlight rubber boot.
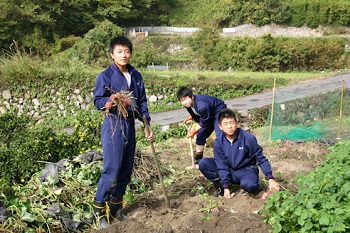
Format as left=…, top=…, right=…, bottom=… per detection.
left=212, top=179, right=224, bottom=197
left=109, top=196, right=128, bottom=221
left=93, top=200, right=109, bottom=229
left=194, top=151, right=203, bottom=164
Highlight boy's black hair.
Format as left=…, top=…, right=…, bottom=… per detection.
left=176, top=86, right=193, bottom=100
left=218, top=108, right=237, bottom=123
left=109, top=36, right=133, bottom=54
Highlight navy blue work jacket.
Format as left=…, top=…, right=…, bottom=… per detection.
left=187, top=94, right=226, bottom=127
left=214, top=128, right=272, bottom=186
left=93, top=64, right=151, bottom=123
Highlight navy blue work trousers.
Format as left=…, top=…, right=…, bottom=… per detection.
left=95, top=116, right=136, bottom=202
left=198, top=158, right=260, bottom=193
left=196, top=119, right=222, bottom=146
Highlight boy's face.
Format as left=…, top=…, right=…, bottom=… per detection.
left=179, top=96, right=194, bottom=108
left=110, top=45, right=131, bottom=67
left=219, top=117, right=237, bottom=137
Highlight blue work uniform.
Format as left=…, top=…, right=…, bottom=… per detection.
left=94, top=63, right=151, bottom=202
left=186, top=94, right=226, bottom=145
left=199, top=128, right=273, bottom=194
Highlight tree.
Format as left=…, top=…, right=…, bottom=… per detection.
left=0, top=0, right=55, bottom=51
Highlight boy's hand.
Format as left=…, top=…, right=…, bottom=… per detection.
left=183, top=115, right=193, bottom=124
left=224, top=189, right=236, bottom=199
left=144, top=128, right=154, bottom=142
left=187, top=128, right=199, bottom=138
left=104, top=101, right=113, bottom=110
left=268, top=179, right=280, bottom=192
left=260, top=179, right=280, bottom=199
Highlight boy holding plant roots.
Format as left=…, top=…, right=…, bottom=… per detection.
left=93, top=36, right=154, bottom=229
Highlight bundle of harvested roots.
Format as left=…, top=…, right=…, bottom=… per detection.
left=103, top=86, right=135, bottom=118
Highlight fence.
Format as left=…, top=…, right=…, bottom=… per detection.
left=125, top=24, right=252, bottom=37
left=146, top=63, right=170, bottom=71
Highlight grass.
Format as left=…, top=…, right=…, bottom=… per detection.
left=141, top=69, right=339, bottom=88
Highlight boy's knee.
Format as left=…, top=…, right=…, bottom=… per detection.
left=198, top=158, right=208, bottom=171
left=241, top=182, right=260, bottom=194
left=198, top=158, right=215, bottom=172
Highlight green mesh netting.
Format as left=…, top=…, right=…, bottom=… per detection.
left=259, top=87, right=350, bottom=144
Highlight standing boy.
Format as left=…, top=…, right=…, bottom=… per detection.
left=199, top=108, right=280, bottom=198
left=93, top=36, right=154, bottom=229
left=177, top=86, right=227, bottom=167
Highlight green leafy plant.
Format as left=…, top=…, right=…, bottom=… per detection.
left=263, top=140, right=350, bottom=233
left=2, top=157, right=102, bottom=232
left=0, top=110, right=102, bottom=197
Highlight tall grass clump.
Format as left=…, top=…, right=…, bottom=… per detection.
left=0, top=42, right=44, bottom=88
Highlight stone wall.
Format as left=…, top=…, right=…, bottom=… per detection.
left=0, top=87, right=168, bottom=123
left=0, top=87, right=95, bottom=123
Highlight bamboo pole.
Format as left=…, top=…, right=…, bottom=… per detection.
left=142, top=116, right=171, bottom=208
left=184, top=122, right=196, bottom=169
left=269, top=79, right=276, bottom=141
left=337, top=80, right=345, bottom=140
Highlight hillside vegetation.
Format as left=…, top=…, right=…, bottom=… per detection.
left=1, top=1, right=350, bottom=232
left=1, top=0, right=350, bottom=56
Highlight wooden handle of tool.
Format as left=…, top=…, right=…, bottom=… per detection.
left=143, top=115, right=151, bottom=137
left=142, top=115, right=170, bottom=208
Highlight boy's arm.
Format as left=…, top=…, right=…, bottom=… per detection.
left=184, top=107, right=200, bottom=123
left=197, top=105, right=211, bottom=127
left=94, top=74, right=111, bottom=110
left=214, top=141, right=231, bottom=188
left=247, top=135, right=275, bottom=180
left=135, top=76, right=151, bottom=123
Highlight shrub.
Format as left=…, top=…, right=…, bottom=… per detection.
left=0, top=110, right=102, bottom=197
left=263, top=140, right=350, bottom=232
left=188, top=34, right=348, bottom=72
left=57, top=20, right=124, bottom=66
left=131, top=37, right=161, bottom=68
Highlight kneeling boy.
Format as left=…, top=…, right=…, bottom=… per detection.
left=199, top=108, right=280, bottom=199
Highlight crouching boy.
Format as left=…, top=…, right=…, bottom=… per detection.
left=199, top=108, right=280, bottom=199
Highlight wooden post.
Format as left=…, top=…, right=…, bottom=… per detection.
left=269, top=78, right=276, bottom=141
left=338, top=80, right=345, bottom=140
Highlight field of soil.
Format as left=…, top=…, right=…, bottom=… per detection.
left=90, top=25, right=339, bottom=233
left=92, top=133, right=330, bottom=233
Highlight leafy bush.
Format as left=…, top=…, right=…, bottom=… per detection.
left=189, top=32, right=349, bottom=72
left=1, top=158, right=102, bottom=232
left=1, top=142, right=179, bottom=232
left=263, top=140, right=350, bottom=232
left=58, top=20, right=124, bottom=66
left=286, top=0, right=350, bottom=27
left=131, top=37, right=162, bottom=68
left=0, top=110, right=102, bottom=196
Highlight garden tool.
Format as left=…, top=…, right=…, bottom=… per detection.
left=142, top=115, right=171, bottom=208
left=184, top=121, right=196, bottom=169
